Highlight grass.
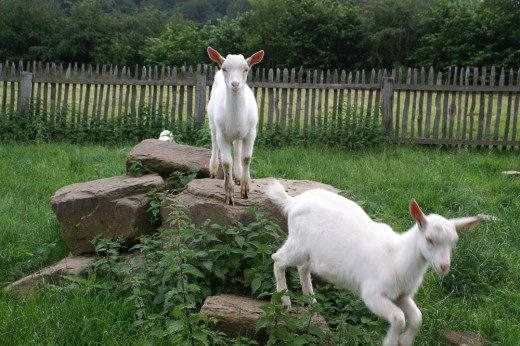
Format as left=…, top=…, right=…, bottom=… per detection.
left=0, top=143, right=132, bottom=284
left=1, top=142, right=519, bottom=345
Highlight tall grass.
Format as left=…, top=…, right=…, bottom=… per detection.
left=0, top=143, right=519, bottom=344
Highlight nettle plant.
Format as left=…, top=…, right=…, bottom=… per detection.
left=79, top=204, right=386, bottom=344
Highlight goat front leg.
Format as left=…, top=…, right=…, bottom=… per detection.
left=209, top=128, right=220, bottom=179
left=396, top=296, right=422, bottom=346
left=239, top=131, right=255, bottom=199
left=361, top=291, right=406, bottom=346
left=233, top=139, right=242, bottom=185
left=218, top=139, right=235, bottom=205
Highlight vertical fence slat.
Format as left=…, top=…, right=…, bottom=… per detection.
left=512, top=68, right=520, bottom=142
left=503, top=69, right=514, bottom=145
left=446, top=67, right=455, bottom=139
left=477, top=67, right=487, bottom=141
left=381, top=77, right=394, bottom=136
left=410, top=69, right=418, bottom=139
left=303, top=70, right=311, bottom=132
left=280, top=68, right=288, bottom=129
left=337, top=70, right=346, bottom=127
left=287, top=68, right=296, bottom=131
left=267, top=69, right=275, bottom=128
left=485, top=66, right=496, bottom=141
left=171, top=67, right=178, bottom=123
left=455, top=67, right=463, bottom=140
left=493, top=68, right=505, bottom=143
left=401, top=68, right=411, bottom=140
left=433, top=71, right=442, bottom=140
left=332, top=70, right=339, bottom=124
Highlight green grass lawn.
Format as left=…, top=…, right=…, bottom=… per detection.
left=0, top=142, right=519, bottom=345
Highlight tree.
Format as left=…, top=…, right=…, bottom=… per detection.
left=410, top=0, right=520, bottom=68
left=242, top=0, right=366, bottom=69
left=144, top=16, right=209, bottom=66
left=0, top=0, right=67, bottom=61
left=359, top=0, right=426, bottom=68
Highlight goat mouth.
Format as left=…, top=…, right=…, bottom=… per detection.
left=433, top=264, right=450, bottom=275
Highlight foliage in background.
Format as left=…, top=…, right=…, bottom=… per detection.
left=1, top=0, right=518, bottom=69
left=0, top=102, right=387, bottom=151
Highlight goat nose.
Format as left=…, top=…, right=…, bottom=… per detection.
left=439, top=263, right=449, bottom=273
left=231, top=81, right=239, bottom=89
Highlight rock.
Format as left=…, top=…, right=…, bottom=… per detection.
left=126, top=139, right=220, bottom=178
left=5, top=255, right=96, bottom=298
left=51, top=174, right=167, bottom=254
left=439, top=331, right=487, bottom=346
left=200, top=294, right=329, bottom=344
left=161, top=178, right=342, bottom=231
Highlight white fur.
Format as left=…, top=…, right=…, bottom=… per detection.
left=158, top=130, right=175, bottom=142
left=267, top=180, right=483, bottom=346
left=206, top=47, right=264, bottom=205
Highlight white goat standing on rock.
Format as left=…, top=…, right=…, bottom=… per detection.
left=206, top=47, right=264, bottom=205
left=267, top=180, right=484, bottom=346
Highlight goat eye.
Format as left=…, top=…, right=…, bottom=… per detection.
left=426, top=238, right=435, bottom=246
left=222, top=67, right=227, bottom=72
left=244, top=68, right=249, bottom=73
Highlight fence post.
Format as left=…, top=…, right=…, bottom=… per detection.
left=195, top=74, right=207, bottom=127
left=381, top=77, right=394, bottom=136
left=18, top=71, right=32, bottom=114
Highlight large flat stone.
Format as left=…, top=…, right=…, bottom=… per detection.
left=126, top=139, right=217, bottom=178
left=52, top=174, right=167, bottom=254
left=200, top=294, right=330, bottom=343
left=5, top=255, right=96, bottom=298
left=161, top=178, right=341, bottom=231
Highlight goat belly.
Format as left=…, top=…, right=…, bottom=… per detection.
left=310, top=261, right=361, bottom=294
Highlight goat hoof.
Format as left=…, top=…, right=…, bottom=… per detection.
left=281, top=296, right=292, bottom=310
left=225, top=195, right=235, bottom=205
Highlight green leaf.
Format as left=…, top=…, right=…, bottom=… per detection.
left=165, top=319, right=185, bottom=334
left=256, top=315, right=272, bottom=332
left=251, top=277, right=262, bottom=294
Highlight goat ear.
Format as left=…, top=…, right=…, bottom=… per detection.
left=409, top=199, right=427, bottom=229
left=207, top=47, right=225, bottom=65
left=450, top=215, right=483, bottom=231
left=246, top=50, right=264, bottom=67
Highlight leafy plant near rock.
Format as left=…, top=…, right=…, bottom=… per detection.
left=75, top=203, right=386, bottom=344
left=146, top=167, right=200, bottom=224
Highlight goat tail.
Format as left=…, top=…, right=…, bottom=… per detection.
left=267, top=180, right=293, bottom=215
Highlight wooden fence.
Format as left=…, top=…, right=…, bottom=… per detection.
left=1, top=61, right=519, bottom=148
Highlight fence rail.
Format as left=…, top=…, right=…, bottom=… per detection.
left=1, top=61, right=519, bottom=148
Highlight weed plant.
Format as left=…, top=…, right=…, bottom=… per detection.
left=0, top=103, right=386, bottom=150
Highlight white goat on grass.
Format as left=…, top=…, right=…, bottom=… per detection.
left=206, top=47, right=264, bottom=205
left=267, top=180, right=484, bottom=346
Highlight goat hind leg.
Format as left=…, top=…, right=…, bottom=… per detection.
left=272, top=241, right=305, bottom=309
left=297, top=261, right=316, bottom=304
